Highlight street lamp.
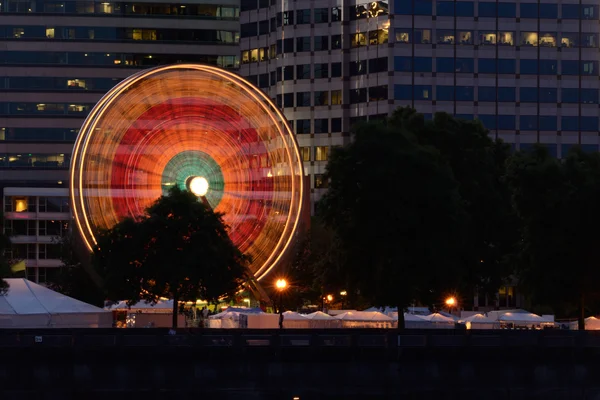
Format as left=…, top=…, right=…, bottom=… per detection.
left=275, top=278, right=287, bottom=329
left=340, top=290, right=347, bottom=309
left=445, top=296, right=456, bottom=315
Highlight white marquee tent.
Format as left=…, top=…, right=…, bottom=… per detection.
left=460, top=313, right=499, bottom=330
left=0, top=279, right=111, bottom=328
left=335, top=311, right=393, bottom=328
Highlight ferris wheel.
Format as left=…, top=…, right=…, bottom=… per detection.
left=69, top=64, right=305, bottom=281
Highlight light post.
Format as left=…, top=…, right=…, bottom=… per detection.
left=275, top=278, right=287, bottom=329
left=340, top=290, right=347, bottom=309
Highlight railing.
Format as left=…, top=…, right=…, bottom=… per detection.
left=1, top=328, right=599, bottom=350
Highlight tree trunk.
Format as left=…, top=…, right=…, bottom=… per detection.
left=578, top=293, right=585, bottom=331
left=172, top=292, right=179, bottom=329
left=397, top=304, right=405, bottom=331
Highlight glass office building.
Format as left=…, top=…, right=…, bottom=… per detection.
left=240, top=0, right=600, bottom=212
left=0, top=0, right=240, bottom=282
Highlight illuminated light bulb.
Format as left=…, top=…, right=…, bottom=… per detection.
left=189, top=176, right=209, bottom=197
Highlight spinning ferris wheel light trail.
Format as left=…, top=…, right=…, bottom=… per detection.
left=69, top=64, right=305, bottom=281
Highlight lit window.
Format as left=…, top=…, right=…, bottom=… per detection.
left=67, top=79, right=86, bottom=89
left=331, top=90, right=342, bottom=105
left=499, top=32, right=514, bottom=46
left=46, top=28, right=55, bottom=38
left=300, top=147, right=311, bottom=161
left=315, top=146, right=329, bottom=161
left=13, top=28, right=25, bottom=38
left=520, top=32, right=538, bottom=46
left=14, top=198, right=28, bottom=212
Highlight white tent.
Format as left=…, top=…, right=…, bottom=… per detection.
left=0, top=279, right=111, bottom=328
left=304, top=311, right=341, bottom=328
left=208, top=307, right=265, bottom=328
left=498, top=312, right=555, bottom=328
left=107, top=299, right=174, bottom=313
left=416, top=312, right=456, bottom=329
left=586, top=317, right=600, bottom=330
left=460, top=313, right=498, bottom=330
left=335, top=311, right=393, bottom=328
left=282, top=311, right=309, bottom=328
left=391, top=313, right=429, bottom=329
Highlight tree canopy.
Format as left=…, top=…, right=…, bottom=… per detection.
left=92, top=187, right=249, bottom=327
left=317, top=118, right=468, bottom=328
left=390, top=108, right=517, bottom=301
left=505, top=145, right=600, bottom=329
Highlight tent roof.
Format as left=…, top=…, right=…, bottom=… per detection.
left=420, top=313, right=455, bottom=323
left=108, top=299, right=174, bottom=310
left=461, top=313, right=496, bottom=323
left=282, top=311, right=307, bottom=320
left=335, top=311, right=393, bottom=321
left=305, top=311, right=333, bottom=320
left=0, top=279, right=107, bottom=315
left=498, top=312, right=548, bottom=323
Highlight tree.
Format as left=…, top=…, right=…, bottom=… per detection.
left=93, top=187, right=250, bottom=328
left=505, top=145, right=600, bottom=329
left=390, top=108, right=517, bottom=302
left=318, top=120, right=468, bottom=329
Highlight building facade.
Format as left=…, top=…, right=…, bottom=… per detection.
left=239, top=0, right=600, bottom=213
left=0, top=0, right=240, bottom=282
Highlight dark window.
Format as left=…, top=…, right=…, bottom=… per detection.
left=258, top=73, right=269, bottom=88
left=581, top=89, right=598, bottom=104
left=456, top=86, right=474, bottom=101
left=520, top=59, right=538, bottom=74
left=314, top=91, right=329, bottom=106
left=539, top=88, right=557, bottom=103
left=520, top=87, right=538, bottom=102
left=478, top=87, right=496, bottom=102
left=350, top=88, right=367, bottom=103
left=331, top=62, right=342, bottom=77
left=437, top=57, right=455, bottom=73
left=498, top=115, right=516, bottom=130
left=297, top=64, right=311, bottom=80
left=520, top=115, right=537, bottom=130
left=437, top=86, right=455, bottom=101
left=241, top=23, right=257, bottom=38
left=581, top=117, right=599, bottom=131
left=479, top=2, right=496, bottom=17
left=314, top=36, right=329, bottom=51
left=561, top=88, right=579, bottom=103
left=283, top=93, right=293, bottom=107
left=478, top=115, right=497, bottom=129
left=562, top=4, right=579, bottom=18
left=259, top=0, right=269, bottom=8
left=331, top=118, right=342, bottom=132
left=331, top=7, right=342, bottom=21
left=259, top=20, right=269, bottom=35
left=241, top=0, right=257, bottom=11
left=539, top=4, right=558, bottom=18
left=314, top=63, right=329, bottom=79
left=497, top=3, right=516, bottom=17
left=296, top=9, right=311, bottom=24
left=394, top=0, right=413, bottom=14
left=562, top=116, right=578, bottom=131
left=414, top=85, right=432, bottom=100
left=562, top=60, right=579, bottom=75
left=314, top=119, right=328, bottom=133
left=498, top=59, right=516, bottom=73
left=270, top=71, right=276, bottom=86
left=582, top=5, right=598, bottom=19
left=395, top=85, right=411, bottom=100
left=582, top=61, right=598, bottom=75
left=539, top=116, right=557, bottom=131
left=296, top=92, right=311, bottom=107
left=437, top=2, right=454, bottom=16
left=296, top=37, right=311, bottom=52
left=369, top=85, right=388, bottom=101
left=314, top=8, right=329, bottom=23
left=350, top=60, right=367, bottom=76
left=414, top=57, right=432, bottom=72
left=395, top=56, right=412, bottom=72
left=369, top=57, right=388, bottom=73
left=331, top=35, right=342, bottom=49
left=414, top=0, right=433, bottom=15
left=498, top=87, right=516, bottom=102
left=455, top=58, right=474, bottom=73
left=456, top=2, right=474, bottom=16
left=520, top=3, right=537, bottom=18
left=296, top=119, right=311, bottom=134
left=246, top=75, right=258, bottom=85
left=539, top=60, right=557, bottom=75
left=479, top=59, right=496, bottom=73
left=283, top=66, right=294, bottom=80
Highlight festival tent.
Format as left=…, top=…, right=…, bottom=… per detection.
left=390, top=313, right=429, bottom=329
left=209, top=307, right=265, bottom=328
left=305, top=311, right=342, bottom=328
left=497, top=312, right=555, bottom=328
left=282, top=311, right=309, bottom=328
left=460, top=313, right=498, bottom=330
left=586, top=317, right=600, bottom=330
left=418, top=312, right=456, bottom=329
left=0, top=278, right=111, bottom=328
left=107, top=299, right=174, bottom=313
left=335, top=311, right=393, bottom=328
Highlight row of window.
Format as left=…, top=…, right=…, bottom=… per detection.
left=245, top=63, right=341, bottom=89
left=0, top=102, right=94, bottom=115
left=0, top=52, right=239, bottom=68
left=298, top=146, right=331, bottom=162
left=241, top=35, right=339, bottom=62
left=276, top=85, right=388, bottom=108
left=0, top=154, right=69, bottom=168
left=241, top=1, right=388, bottom=21
left=3, top=26, right=239, bottom=44
left=0, top=77, right=120, bottom=91
left=395, top=57, right=597, bottom=75
left=4, top=220, right=69, bottom=237
left=293, top=118, right=342, bottom=135
left=394, top=1, right=597, bottom=19
left=395, top=29, right=597, bottom=48
left=1, top=1, right=239, bottom=19
left=395, top=85, right=598, bottom=104
left=7, top=244, right=62, bottom=261
left=0, top=128, right=79, bottom=142
left=4, top=196, right=70, bottom=213
left=479, top=115, right=599, bottom=131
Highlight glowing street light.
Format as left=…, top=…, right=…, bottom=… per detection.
left=445, top=297, right=456, bottom=307
left=188, top=176, right=209, bottom=197
left=275, top=278, right=288, bottom=329
left=340, top=290, right=347, bottom=309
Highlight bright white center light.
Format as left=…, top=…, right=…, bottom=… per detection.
left=189, top=176, right=209, bottom=197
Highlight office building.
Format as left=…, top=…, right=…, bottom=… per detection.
left=239, top=0, right=600, bottom=213
left=0, top=0, right=240, bottom=282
